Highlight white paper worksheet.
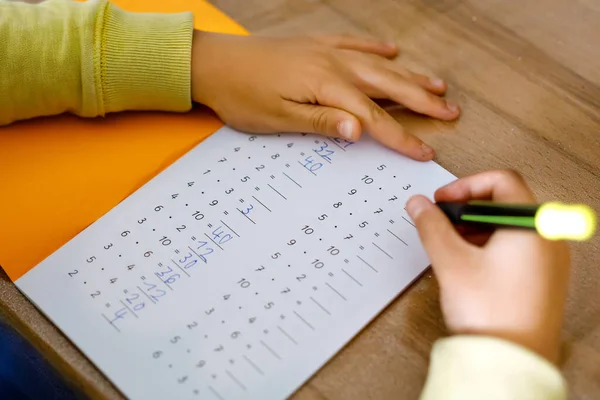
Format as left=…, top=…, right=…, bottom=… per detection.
left=16, top=126, right=456, bottom=400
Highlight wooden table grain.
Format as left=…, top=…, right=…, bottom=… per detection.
left=1, top=0, right=599, bottom=399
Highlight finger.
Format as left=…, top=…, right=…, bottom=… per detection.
left=312, top=34, right=399, bottom=58
left=434, top=169, right=536, bottom=204
left=315, top=78, right=435, bottom=160
left=457, top=225, right=494, bottom=247
left=281, top=102, right=363, bottom=141
left=433, top=170, right=538, bottom=247
left=341, top=50, right=447, bottom=95
left=373, top=60, right=449, bottom=95
left=357, top=71, right=447, bottom=98
left=406, top=195, right=474, bottom=276
left=355, top=67, right=460, bottom=121
left=390, top=68, right=448, bottom=96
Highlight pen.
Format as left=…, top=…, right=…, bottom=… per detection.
left=436, top=200, right=597, bottom=241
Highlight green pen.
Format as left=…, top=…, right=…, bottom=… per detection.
left=436, top=200, right=597, bottom=241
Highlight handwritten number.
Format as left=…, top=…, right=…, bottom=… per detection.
left=242, top=205, right=254, bottom=215
left=156, top=265, right=173, bottom=278
left=142, top=282, right=166, bottom=301
left=302, top=156, right=323, bottom=172
left=196, top=241, right=214, bottom=262
left=333, top=137, right=354, bottom=148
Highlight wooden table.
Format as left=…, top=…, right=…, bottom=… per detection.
left=1, top=0, right=599, bottom=398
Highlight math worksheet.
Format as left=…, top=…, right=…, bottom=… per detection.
left=16, top=127, right=455, bottom=400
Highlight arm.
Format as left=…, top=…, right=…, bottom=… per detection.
left=0, top=0, right=193, bottom=126
left=405, top=170, right=570, bottom=400
left=420, top=336, right=566, bottom=400
left=1, top=0, right=461, bottom=161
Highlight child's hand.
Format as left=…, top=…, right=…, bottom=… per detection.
left=190, top=31, right=460, bottom=161
left=405, top=170, right=570, bottom=363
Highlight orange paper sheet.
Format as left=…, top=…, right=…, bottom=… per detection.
left=0, top=0, right=248, bottom=281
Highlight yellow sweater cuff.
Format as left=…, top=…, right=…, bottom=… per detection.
left=98, top=2, right=194, bottom=114
left=420, top=335, right=567, bottom=400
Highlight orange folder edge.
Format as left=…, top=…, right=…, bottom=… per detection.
left=0, top=0, right=248, bottom=281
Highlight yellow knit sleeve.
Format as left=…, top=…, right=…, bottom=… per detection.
left=0, top=0, right=193, bottom=126
left=420, top=335, right=567, bottom=400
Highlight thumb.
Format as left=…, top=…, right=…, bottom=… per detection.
left=286, top=102, right=363, bottom=142
left=405, top=195, right=472, bottom=275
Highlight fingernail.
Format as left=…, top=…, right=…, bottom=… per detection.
left=421, top=142, right=434, bottom=157
left=430, top=77, right=445, bottom=88
left=406, top=195, right=432, bottom=219
left=446, top=100, right=459, bottom=113
left=337, top=120, right=354, bottom=140
left=386, top=41, right=397, bottom=49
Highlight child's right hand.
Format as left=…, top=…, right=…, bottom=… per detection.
left=405, top=170, right=571, bottom=364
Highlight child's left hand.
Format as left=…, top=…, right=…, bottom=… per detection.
left=190, top=31, right=460, bottom=161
